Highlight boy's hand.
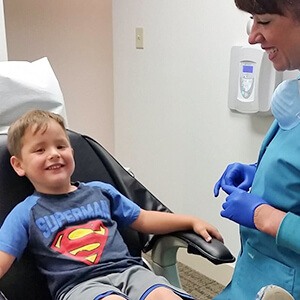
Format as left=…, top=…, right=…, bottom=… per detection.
left=193, top=220, right=224, bottom=243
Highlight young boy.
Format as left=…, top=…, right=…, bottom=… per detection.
left=0, top=109, right=223, bottom=300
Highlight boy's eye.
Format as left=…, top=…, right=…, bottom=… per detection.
left=57, top=145, right=67, bottom=149
left=35, top=148, right=44, bottom=153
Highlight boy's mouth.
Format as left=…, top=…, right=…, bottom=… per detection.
left=47, top=164, right=63, bottom=170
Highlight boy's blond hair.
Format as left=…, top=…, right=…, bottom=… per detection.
left=7, top=109, right=68, bottom=158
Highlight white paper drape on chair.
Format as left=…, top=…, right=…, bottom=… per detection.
left=0, top=57, right=68, bottom=133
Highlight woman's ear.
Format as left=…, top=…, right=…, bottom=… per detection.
left=10, top=156, right=25, bottom=177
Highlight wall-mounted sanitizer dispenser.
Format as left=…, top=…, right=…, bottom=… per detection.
left=228, top=45, right=283, bottom=114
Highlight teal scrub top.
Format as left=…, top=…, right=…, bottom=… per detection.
left=214, top=120, right=300, bottom=299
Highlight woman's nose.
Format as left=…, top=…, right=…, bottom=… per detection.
left=247, top=23, right=264, bottom=45
left=249, top=30, right=264, bottom=44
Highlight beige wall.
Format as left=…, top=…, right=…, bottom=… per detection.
left=0, top=0, right=6, bottom=60
left=3, top=0, right=114, bottom=152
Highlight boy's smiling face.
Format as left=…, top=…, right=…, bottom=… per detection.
left=11, top=119, right=75, bottom=194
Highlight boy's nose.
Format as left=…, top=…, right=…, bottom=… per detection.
left=49, top=148, right=60, bottom=159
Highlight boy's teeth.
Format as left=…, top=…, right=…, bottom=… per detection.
left=49, top=165, right=60, bottom=170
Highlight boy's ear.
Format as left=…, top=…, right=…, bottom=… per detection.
left=10, top=156, right=26, bottom=177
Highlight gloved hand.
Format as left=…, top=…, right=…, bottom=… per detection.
left=214, top=162, right=257, bottom=197
left=221, top=189, right=268, bottom=228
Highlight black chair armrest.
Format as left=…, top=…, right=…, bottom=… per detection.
left=143, top=231, right=234, bottom=288
left=145, top=230, right=235, bottom=265
left=172, top=231, right=235, bottom=264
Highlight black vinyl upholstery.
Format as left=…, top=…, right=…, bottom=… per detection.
left=0, top=130, right=234, bottom=299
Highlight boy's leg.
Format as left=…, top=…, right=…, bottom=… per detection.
left=144, top=286, right=182, bottom=300
left=60, top=266, right=193, bottom=300
left=122, top=265, right=194, bottom=300
left=256, top=285, right=294, bottom=300
left=58, top=277, right=127, bottom=300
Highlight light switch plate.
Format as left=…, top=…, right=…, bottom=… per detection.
left=135, top=27, right=144, bottom=49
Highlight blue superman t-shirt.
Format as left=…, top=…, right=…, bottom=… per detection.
left=0, top=181, right=142, bottom=299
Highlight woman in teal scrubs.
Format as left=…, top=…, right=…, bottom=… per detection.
left=214, top=1, right=300, bottom=299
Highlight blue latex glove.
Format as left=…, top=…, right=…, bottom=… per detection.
left=214, top=162, right=257, bottom=197
left=221, top=189, right=268, bottom=228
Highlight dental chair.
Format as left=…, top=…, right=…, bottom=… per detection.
left=0, top=129, right=235, bottom=299
left=0, top=57, right=234, bottom=299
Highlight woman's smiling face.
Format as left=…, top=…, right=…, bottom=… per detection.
left=248, top=12, right=300, bottom=71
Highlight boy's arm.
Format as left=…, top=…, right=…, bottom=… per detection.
left=130, top=209, right=223, bottom=243
left=0, top=251, right=15, bottom=279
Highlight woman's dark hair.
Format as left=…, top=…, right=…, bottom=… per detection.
left=234, top=0, right=300, bottom=20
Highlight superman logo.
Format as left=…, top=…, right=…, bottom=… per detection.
left=51, top=220, right=108, bottom=265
